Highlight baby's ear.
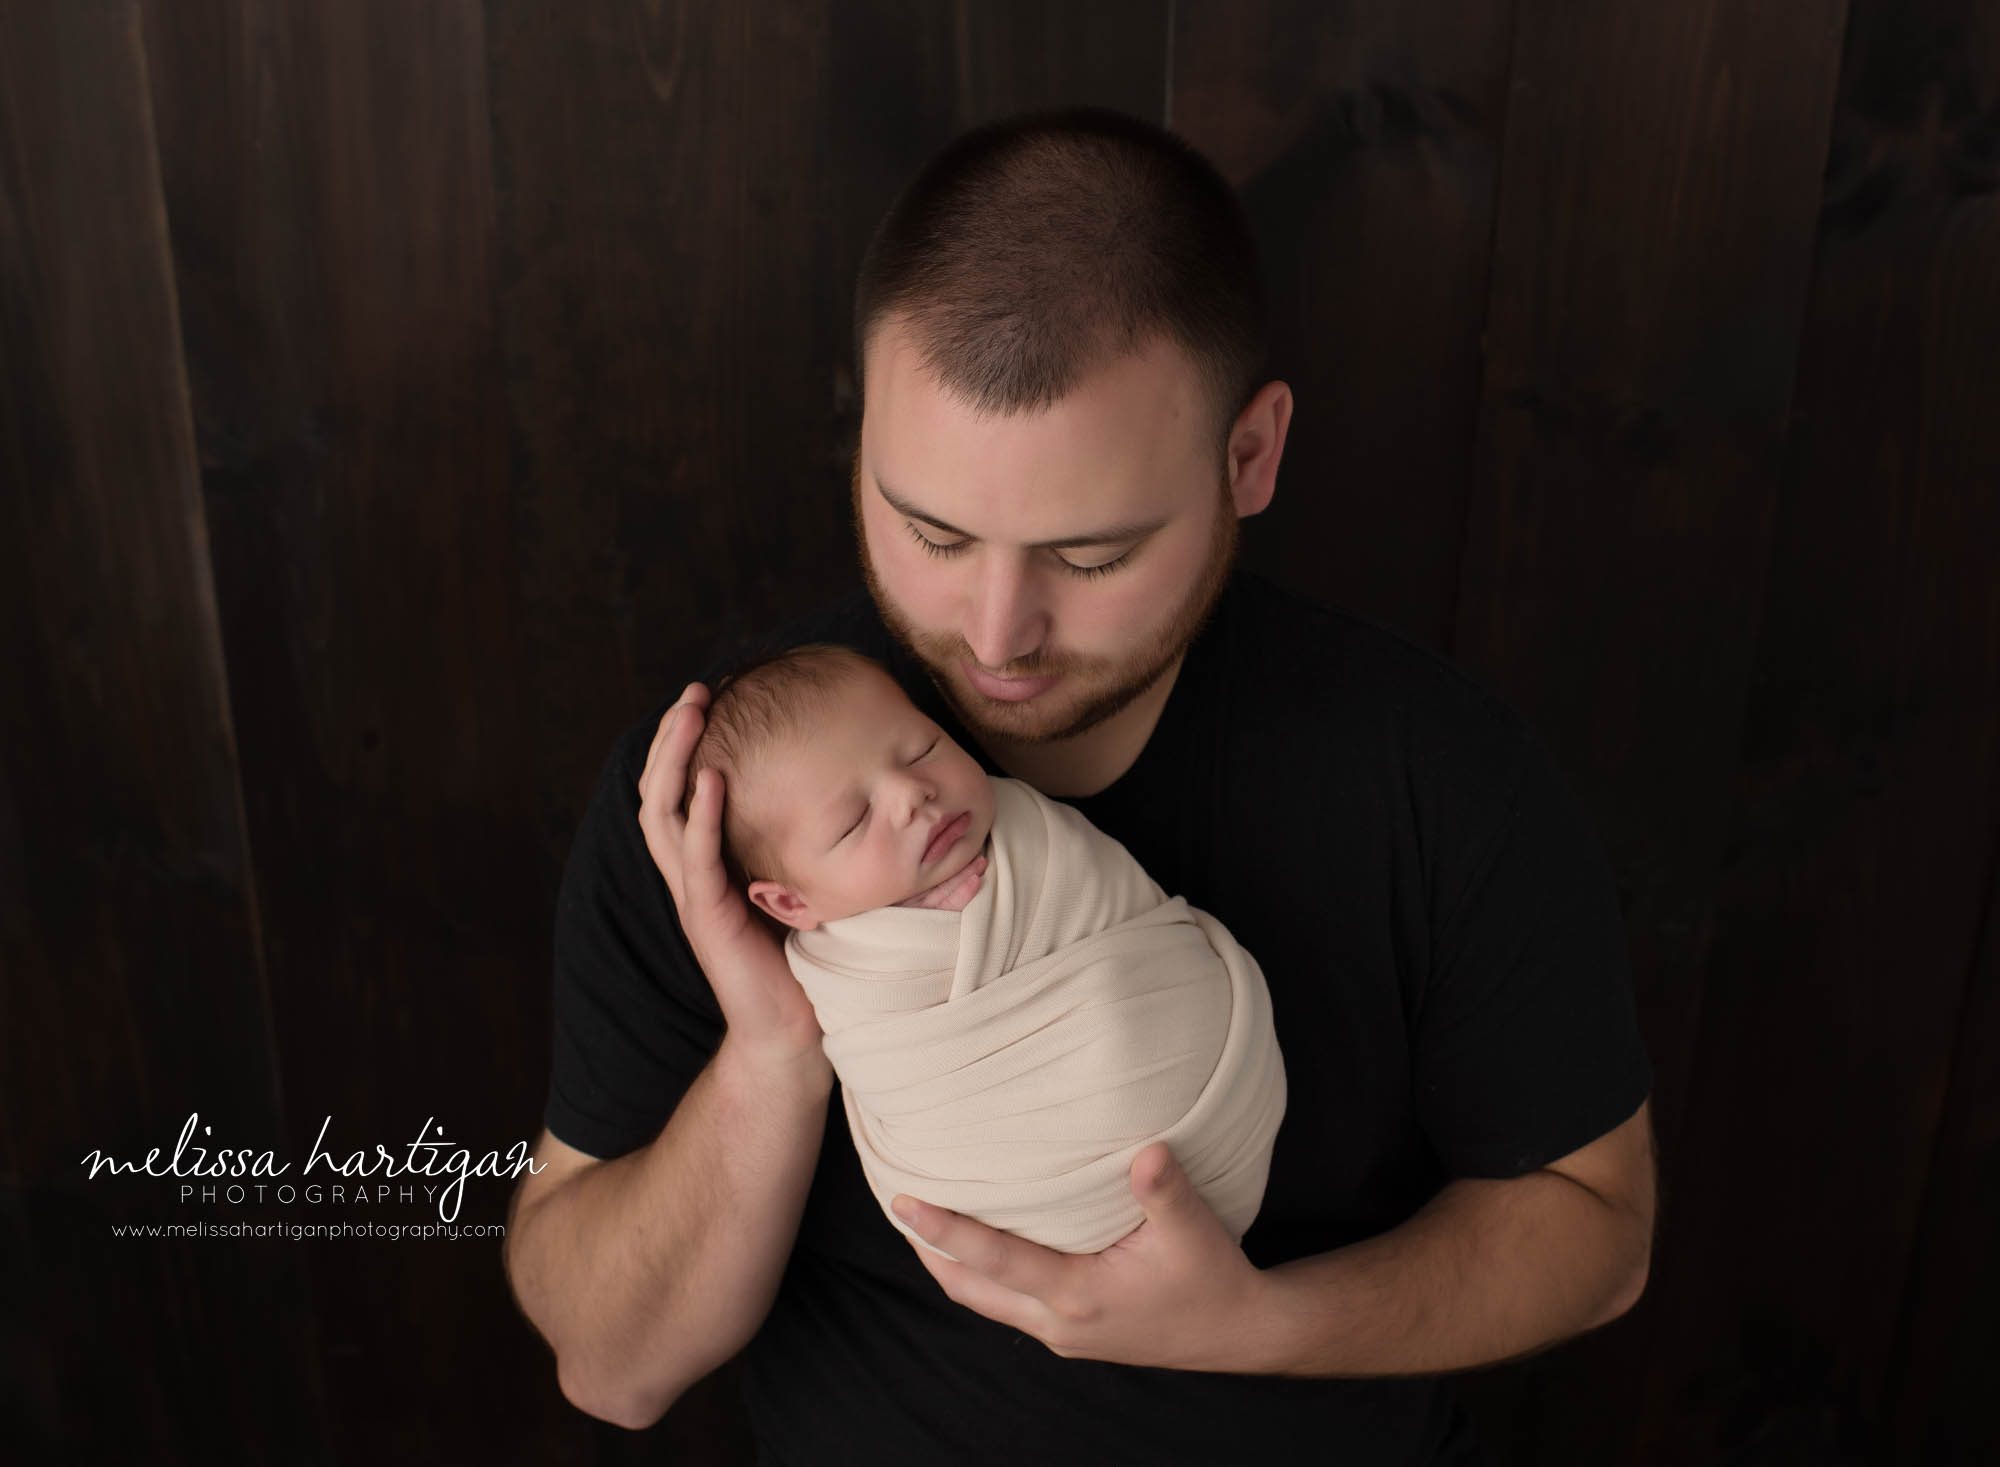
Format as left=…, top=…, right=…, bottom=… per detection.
left=747, top=879, right=816, bottom=931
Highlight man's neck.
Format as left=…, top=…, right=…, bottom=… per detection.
left=976, top=652, right=1186, bottom=799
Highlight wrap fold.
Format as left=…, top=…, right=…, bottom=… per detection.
left=786, top=777, right=1287, bottom=1255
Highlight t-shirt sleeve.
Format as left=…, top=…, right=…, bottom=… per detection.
left=543, top=713, right=726, bottom=1161
left=1412, top=709, right=1654, bottom=1179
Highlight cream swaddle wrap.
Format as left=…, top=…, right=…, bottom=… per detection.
left=785, top=776, right=1287, bottom=1255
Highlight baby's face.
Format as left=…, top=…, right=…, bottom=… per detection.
left=744, top=669, right=995, bottom=930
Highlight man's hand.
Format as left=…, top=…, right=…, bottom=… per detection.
left=636, top=684, right=825, bottom=1068
left=889, top=1142, right=1274, bottom=1373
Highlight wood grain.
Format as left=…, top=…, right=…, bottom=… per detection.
left=1687, top=2, right=2000, bottom=1460
left=0, top=0, right=324, bottom=1456
left=134, top=0, right=578, bottom=1458
left=1456, top=0, right=1855, bottom=1459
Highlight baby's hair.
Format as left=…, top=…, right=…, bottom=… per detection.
left=682, top=642, right=889, bottom=893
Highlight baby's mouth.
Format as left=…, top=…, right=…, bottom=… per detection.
left=921, top=810, right=970, bottom=866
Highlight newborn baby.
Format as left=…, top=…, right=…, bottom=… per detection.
left=686, top=642, right=1286, bottom=1256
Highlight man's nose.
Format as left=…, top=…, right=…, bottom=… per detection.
left=964, top=553, right=1048, bottom=672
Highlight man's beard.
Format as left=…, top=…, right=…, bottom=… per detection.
left=853, top=476, right=1240, bottom=746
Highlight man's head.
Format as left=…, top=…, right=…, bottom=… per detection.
left=686, top=645, right=995, bottom=931
left=849, top=107, right=1292, bottom=746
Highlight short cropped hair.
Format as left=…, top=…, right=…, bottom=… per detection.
left=853, top=106, right=1267, bottom=469
left=683, top=643, right=887, bottom=892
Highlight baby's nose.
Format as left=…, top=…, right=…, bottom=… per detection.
left=897, top=776, right=936, bottom=819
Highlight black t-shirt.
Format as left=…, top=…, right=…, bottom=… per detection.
left=545, top=565, right=1653, bottom=1466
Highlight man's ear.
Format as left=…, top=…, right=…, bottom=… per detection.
left=747, top=879, right=817, bottom=931
left=1226, top=379, right=1293, bottom=520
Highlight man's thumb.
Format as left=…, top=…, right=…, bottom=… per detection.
left=1133, top=1143, right=1186, bottom=1209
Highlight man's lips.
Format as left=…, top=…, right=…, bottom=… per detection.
left=922, top=811, right=970, bottom=866
left=963, top=661, right=1060, bottom=702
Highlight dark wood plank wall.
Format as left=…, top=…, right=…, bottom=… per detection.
left=123, top=1, right=571, bottom=1459
left=1453, top=3, right=1850, bottom=1462
left=2, top=0, right=1994, bottom=1462
left=0, top=0, right=331, bottom=1458
left=1648, top=3, right=2000, bottom=1461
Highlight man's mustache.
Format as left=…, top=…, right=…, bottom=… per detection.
left=918, top=641, right=1089, bottom=680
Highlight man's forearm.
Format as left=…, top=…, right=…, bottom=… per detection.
left=507, top=1036, right=833, bottom=1426
left=1242, top=1171, right=1648, bottom=1378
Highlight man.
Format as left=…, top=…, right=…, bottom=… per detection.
left=504, top=107, right=1657, bottom=1464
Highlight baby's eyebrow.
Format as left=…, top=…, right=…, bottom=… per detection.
left=820, top=790, right=860, bottom=848
left=875, top=475, right=1166, bottom=549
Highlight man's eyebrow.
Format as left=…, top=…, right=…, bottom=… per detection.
left=875, top=476, right=1167, bottom=550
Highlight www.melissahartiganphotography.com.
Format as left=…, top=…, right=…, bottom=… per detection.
left=109, top=1220, right=505, bottom=1241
